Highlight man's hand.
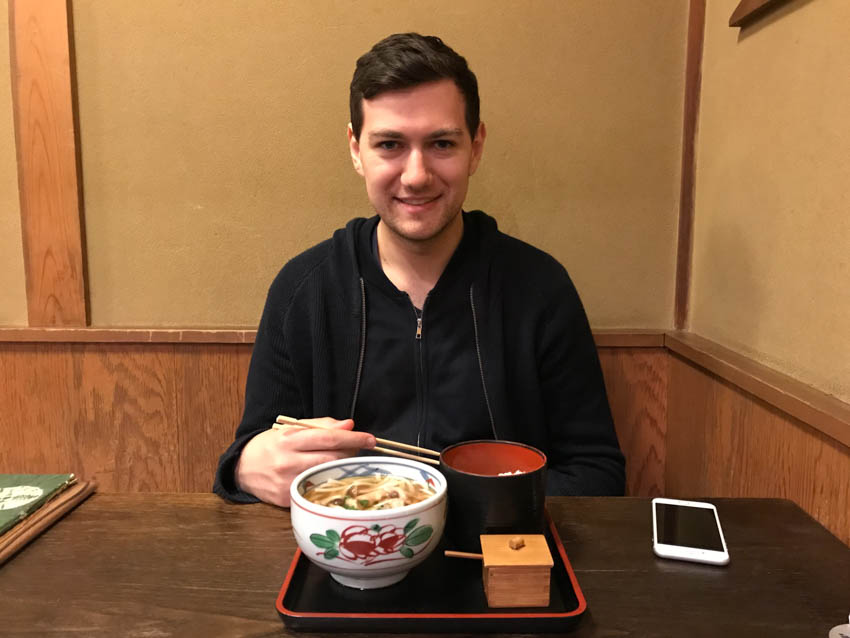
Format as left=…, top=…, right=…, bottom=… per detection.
left=235, top=417, right=376, bottom=507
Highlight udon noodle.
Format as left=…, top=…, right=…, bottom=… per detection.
left=303, top=474, right=434, bottom=510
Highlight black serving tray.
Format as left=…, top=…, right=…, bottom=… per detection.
left=276, top=510, right=586, bottom=633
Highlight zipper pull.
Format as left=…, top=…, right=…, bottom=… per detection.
left=416, top=317, right=422, bottom=340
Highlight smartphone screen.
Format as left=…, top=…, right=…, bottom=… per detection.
left=654, top=502, right=723, bottom=551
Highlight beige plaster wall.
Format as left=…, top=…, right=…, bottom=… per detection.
left=0, top=0, right=28, bottom=325
left=68, top=0, right=686, bottom=328
left=691, top=0, right=850, bottom=402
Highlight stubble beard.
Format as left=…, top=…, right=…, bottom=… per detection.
left=379, top=202, right=463, bottom=249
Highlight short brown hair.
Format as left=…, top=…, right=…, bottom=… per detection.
left=349, top=33, right=480, bottom=141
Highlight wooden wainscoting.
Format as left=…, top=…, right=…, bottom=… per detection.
left=598, top=348, right=668, bottom=497
left=666, top=350, right=850, bottom=546
left=3, top=329, right=848, bottom=546
left=0, top=333, right=664, bottom=497
left=0, top=342, right=251, bottom=492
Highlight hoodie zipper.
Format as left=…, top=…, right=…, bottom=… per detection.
left=351, top=278, right=496, bottom=444
left=413, top=297, right=428, bottom=448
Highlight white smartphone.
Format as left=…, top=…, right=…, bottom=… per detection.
left=651, top=497, right=730, bottom=566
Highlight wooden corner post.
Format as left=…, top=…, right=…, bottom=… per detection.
left=9, top=0, right=89, bottom=326
left=674, top=0, right=706, bottom=330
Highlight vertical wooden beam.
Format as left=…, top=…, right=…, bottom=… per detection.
left=673, top=0, right=706, bottom=330
left=9, top=0, right=88, bottom=326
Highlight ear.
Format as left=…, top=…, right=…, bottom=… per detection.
left=468, top=121, right=487, bottom=176
left=347, top=123, right=364, bottom=177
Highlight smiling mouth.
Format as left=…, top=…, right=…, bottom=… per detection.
left=395, top=195, right=441, bottom=206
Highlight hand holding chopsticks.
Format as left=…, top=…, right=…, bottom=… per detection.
left=273, top=415, right=441, bottom=466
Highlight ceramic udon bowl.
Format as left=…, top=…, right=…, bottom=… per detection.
left=289, top=456, right=447, bottom=589
left=440, top=440, right=547, bottom=552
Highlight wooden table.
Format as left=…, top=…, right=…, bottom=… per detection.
left=1, top=495, right=847, bottom=636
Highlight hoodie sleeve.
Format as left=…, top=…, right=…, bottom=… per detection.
left=212, top=273, right=305, bottom=503
left=537, top=275, right=626, bottom=496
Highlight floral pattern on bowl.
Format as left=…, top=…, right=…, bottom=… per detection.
left=310, top=518, right=434, bottom=565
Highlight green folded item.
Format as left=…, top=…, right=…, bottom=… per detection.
left=0, top=474, right=76, bottom=536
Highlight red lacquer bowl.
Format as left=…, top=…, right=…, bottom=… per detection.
left=439, top=440, right=547, bottom=553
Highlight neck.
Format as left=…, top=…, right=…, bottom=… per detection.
left=377, top=214, right=464, bottom=308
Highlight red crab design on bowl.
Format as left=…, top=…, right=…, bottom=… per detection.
left=310, top=519, right=433, bottom=566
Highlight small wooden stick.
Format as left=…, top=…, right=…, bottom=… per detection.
left=444, top=550, right=484, bottom=560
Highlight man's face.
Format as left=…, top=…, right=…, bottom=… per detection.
left=348, top=79, right=485, bottom=245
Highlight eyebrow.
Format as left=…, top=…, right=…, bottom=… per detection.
left=367, top=128, right=465, bottom=142
left=426, top=128, right=464, bottom=139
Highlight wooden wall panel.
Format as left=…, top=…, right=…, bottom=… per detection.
left=2, top=342, right=659, bottom=497
left=666, top=332, right=850, bottom=449
left=4, top=338, right=845, bottom=547
left=176, top=345, right=252, bottom=492
left=9, top=0, right=88, bottom=326
left=667, top=354, right=850, bottom=546
left=598, top=348, right=668, bottom=497
left=0, top=344, right=77, bottom=473
left=0, top=344, right=180, bottom=491
left=74, top=345, right=178, bottom=491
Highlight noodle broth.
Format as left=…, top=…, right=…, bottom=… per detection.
left=303, top=474, right=435, bottom=511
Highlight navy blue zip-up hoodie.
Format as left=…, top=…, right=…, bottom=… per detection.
left=213, top=211, right=625, bottom=501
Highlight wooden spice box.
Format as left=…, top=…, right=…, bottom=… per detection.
left=479, top=534, right=554, bottom=607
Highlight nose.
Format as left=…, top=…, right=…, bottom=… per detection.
left=400, top=149, right=431, bottom=190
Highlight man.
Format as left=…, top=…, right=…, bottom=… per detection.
left=214, top=33, right=625, bottom=507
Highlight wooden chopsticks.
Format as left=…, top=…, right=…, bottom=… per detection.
left=273, top=415, right=441, bottom=466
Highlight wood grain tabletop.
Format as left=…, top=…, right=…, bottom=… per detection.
left=0, top=494, right=847, bottom=637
